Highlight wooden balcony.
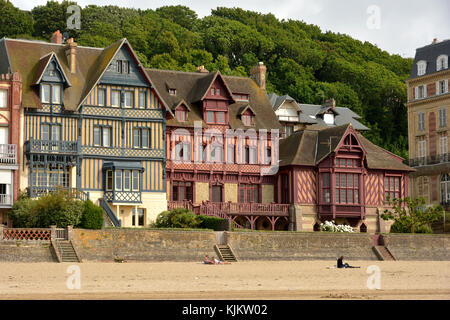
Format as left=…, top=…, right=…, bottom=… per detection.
left=0, top=144, right=17, bottom=165
left=25, top=139, right=78, bottom=154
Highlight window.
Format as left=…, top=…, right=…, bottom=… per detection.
left=132, top=170, right=139, bottom=191
left=0, top=89, right=7, bottom=108
left=437, top=80, right=449, bottom=95
left=106, top=170, right=113, bottom=191
left=133, top=128, right=151, bottom=149
left=98, top=89, right=106, bottom=106
left=124, top=91, right=133, bottom=108
left=207, top=111, right=215, bottom=123
left=111, top=90, right=120, bottom=107
left=176, top=110, right=187, bottom=122
left=234, top=94, right=248, bottom=101
left=242, top=115, right=253, bottom=126
left=439, top=108, right=447, bottom=127
left=323, top=113, right=334, bottom=125
left=417, top=60, right=427, bottom=76
left=322, top=173, right=331, bottom=203
left=440, top=135, right=448, bottom=160
left=115, top=171, right=122, bottom=191
left=41, top=124, right=60, bottom=141
left=284, top=126, right=294, bottom=137
left=123, top=170, right=131, bottom=191
left=417, top=138, right=427, bottom=160
left=244, top=145, right=257, bottom=164
left=418, top=112, right=425, bottom=131
left=34, top=165, right=69, bottom=189
left=239, top=184, right=259, bottom=203
left=227, top=144, right=235, bottom=163
left=210, top=88, right=215, bottom=95
left=206, top=111, right=227, bottom=124
left=169, top=89, right=176, bottom=95
left=440, top=174, right=450, bottom=204
left=51, top=125, right=60, bottom=141
left=335, top=173, right=360, bottom=204
left=281, top=174, right=289, bottom=204
left=138, top=92, right=146, bottom=108
left=116, top=60, right=129, bottom=74
left=216, top=88, right=220, bottom=96
left=211, top=144, right=223, bottom=163
left=416, top=85, right=427, bottom=99
left=41, top=84, right=50, bottom=103
left=172, top=181, right=193, bottom=201
left=337, top=158, right=359, bottom=168
left=94, top=126, right=112, bottom=147
left=437, top=55, right=448, bottom=71
left=384, top=176, right=400, bottom=200
left=52, top=85, right=61, bottom=104
left=217, top=112, right=225, bottom=124
left=41, top=124, right=50, bottom=140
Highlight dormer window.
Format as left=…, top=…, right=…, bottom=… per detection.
left=417, top=60, right=427, bottom=76
left=323, top=113, right=334, bottom=125
left=169, top=89, right=176, bottom=95
left=211, top=88, right=215, bottom=95
left=242, top=114, right=254, bottom=126
left=176, top=109, right=187, bottom=122
left=437, top=55, right=448, bottom=71
left=40, top=84, right=61, bottom=104
left=234, top=94, right=249, bottom=101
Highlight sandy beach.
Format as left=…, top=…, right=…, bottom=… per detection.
left=0, top=260, right=449, bottom=300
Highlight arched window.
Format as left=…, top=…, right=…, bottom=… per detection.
left=437, top=55, right=449, bottom=71
left=440, top=173, right=450, bottom=204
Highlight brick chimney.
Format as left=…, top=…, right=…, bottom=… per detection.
left=50, top=30, right=63, bottom=44
left=65, top=38, right=77, bottom=74
left=250, top=62, right=267, bottom=91
left=324, top=98, right=336, bottom=110
left=196, top=65, right=209, bottom=73
left=432, top=38, right=439, bottom=44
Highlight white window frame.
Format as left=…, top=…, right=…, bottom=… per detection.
left=111, top=90, right=120, bottom=107
left=106, top=170, right=113, bottom=191
left=123, top=170, right=131, bottom=191
left=51, top=84, right=61, bottom=104
left=439, top=108, right=447, bottom=128
left=98, top=88, right=106, bottom=106
left=439, top=135, right=448, bottom=155
left=418, top=112, right=425, bottom=131
left=41, top=84, right=50, bottom=103
left=417, top=60, right=427, bottom=76
left=0, top=89, right=7, bottom=108
left=115, top=170, right=122, bottom=191
left=124, top=91, right=133, bottom=108
left=436, top=55, right=448, bottom=71
left=132, top=170, right=139, bottom=191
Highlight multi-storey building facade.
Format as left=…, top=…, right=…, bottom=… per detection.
left=0, top=32, right=170, bottom=227
left=406, top=39, right=450, bottom=206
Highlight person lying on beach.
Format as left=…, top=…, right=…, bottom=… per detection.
left=337, top=256, right=360, bottom=268
left=203, top=255, right=214, bottom=264
left=213, top=257, right=231, bottom=265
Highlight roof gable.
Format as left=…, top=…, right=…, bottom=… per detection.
left=32, top=52, right=71, bottom=86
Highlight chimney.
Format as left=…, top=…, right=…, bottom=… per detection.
left=196, top=65, right=209, bottom=73
left=250, top=62, right=267, bottom=91
left=65, top=38, right=77, bottom=74
left=432, top=38, right=439, bottom=44
left=50, top=30, right=63, bottom=44
left=324, top=98, right=336, bottom=110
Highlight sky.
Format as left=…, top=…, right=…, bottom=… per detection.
left=11, top=0, right=450, bottom=58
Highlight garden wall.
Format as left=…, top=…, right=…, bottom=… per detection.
left=0, top=241, right=56, bottom=262
left=72, top=228, right=217, bottom=262
left=225, top=231, right=378, bottom=261
left=381, top=234, right=450, bottom=260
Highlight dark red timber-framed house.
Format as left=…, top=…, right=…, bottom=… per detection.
left=146, top=63, right=292, bottom=230
left=278, top=123, right=414, bottom=233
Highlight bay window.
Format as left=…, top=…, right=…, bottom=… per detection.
left=322, top=173, right=331, bottom=203
left=335, top=173, right=360, bottom=204
left=384, top=176, right=400, bottom=200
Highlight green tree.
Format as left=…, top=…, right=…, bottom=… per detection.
left=0, top=0, right=33, bottom=38
left=381, top=197, right=443, bottom=233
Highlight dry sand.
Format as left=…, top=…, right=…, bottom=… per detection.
left=0, top=260, right=449, bottom=300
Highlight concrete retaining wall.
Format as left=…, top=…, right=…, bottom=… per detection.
left=72, top=228, right=217, bottom=262
left=381, top=234, right=450, bottom=260
left=0, top=241, right=56, bottom=262
left=226, top=231, right=378, bottom=261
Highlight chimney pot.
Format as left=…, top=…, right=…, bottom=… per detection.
left=250, top=62, right=267, bottom=91
left=65, top=39, right=77, bottom=74
left=50, top=30, right=63, bottom=44
left=324, top=98, right=336, bottom=110
left=433, top=38, right=438, bottom=44
left=196, top=65, right=209, bottom=73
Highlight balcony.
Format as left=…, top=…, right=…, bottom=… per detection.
left=28, top=186, right=89, bottom=201
left=0, top=144, right=17, bottom=165
left=0, top=193, right=12, bottom=207
left=407, top=153, right=450, bottom=167
left=25, top=139, right=78, bottom=154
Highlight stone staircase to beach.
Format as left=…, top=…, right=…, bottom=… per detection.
left=373, top=245, right=396, bottom=261
left=55, top=240, right=81, bottom=263
left=214, top=244, right=238, bottom=262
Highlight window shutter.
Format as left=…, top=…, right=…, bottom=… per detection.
left=424, top=84, right=427, bottom=98
left=436, top=81, right=440, bottom=95
left=446, top=80, right=449, bottom=93
left=415, top=87, right=419, bottom=99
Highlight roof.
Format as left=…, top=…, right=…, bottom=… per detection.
left=145, top=68, right=282, bottom=130
left=279, top=124, right=413, bottom=172
left=268, top=93, right=369, bottom=131
left=410, top=39, right=450, bottom=79
left=0, top=38, right=170, bottom=114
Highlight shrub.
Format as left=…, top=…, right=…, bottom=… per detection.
left=320, top=220, right=354, bottom=233
left=154, top=208, right=201, bottom=228
left=10, top=193, right=38, bottom=227
left=80, top=200, right=104, bottom=229
left=390, top=220, right=432, bottom=234
left=198, top=215, right=227, bottom=230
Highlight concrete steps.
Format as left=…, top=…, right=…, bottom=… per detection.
left=214, top=244, right=238, bottom=262
left=56, top=240, right=80, bottom=263
left=373, top=245, right=396, bottom=261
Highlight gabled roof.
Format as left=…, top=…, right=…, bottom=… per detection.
left=238, top=104, right=256, bottom=115
left=410, top=39, right=450, bottom=79
left=32, top=52, right=71, bottom=86
left=269, top=93, right=297, bottom=111
left=1, top=38, right=171, bottom=114
left=145, top=68, right=282, bottom=130
left=279, top=124, right=413, bottom=171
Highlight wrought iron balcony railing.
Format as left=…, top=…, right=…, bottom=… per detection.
left=0, top=144, right=17, bottom=164
left=28, top=186, right=89, bottom=201
left=407, top=153, right=450, bottom=167
left=25, top=139, right=78, bottom=154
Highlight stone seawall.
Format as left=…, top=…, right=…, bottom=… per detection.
left=0, top=241, right=55, bottom=262
left=382, top=234, right=450, bottom=260
left=72, top=229, right=217, bottom=262
left=226, top=231, right=378, bottom=261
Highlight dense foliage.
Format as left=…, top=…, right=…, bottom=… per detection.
left=0, top=1, right=413, bottom=158
left=154, top=208, right=226, bottom=230
left=382, top=197, right=443, bottom=234
left=10, top=190, right=103, bottom=229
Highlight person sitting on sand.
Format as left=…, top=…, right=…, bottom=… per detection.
left=203, top=255, right=214, bottom=265
left=337, top=256, right=360, bottom=268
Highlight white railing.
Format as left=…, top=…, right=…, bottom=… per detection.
left=0, top=194, right=11, bottom=205
left=0, top=144, right=17, bottom=164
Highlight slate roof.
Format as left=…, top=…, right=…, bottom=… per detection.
left=0, top=37, right=170, bottom=114
left=268, top=92, right=369, bottom=131
left=145, top=68, right=282, bottom=130
left=279, top=124, right=413, bottom=171
left=410, top=39, right=450, bottom=79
